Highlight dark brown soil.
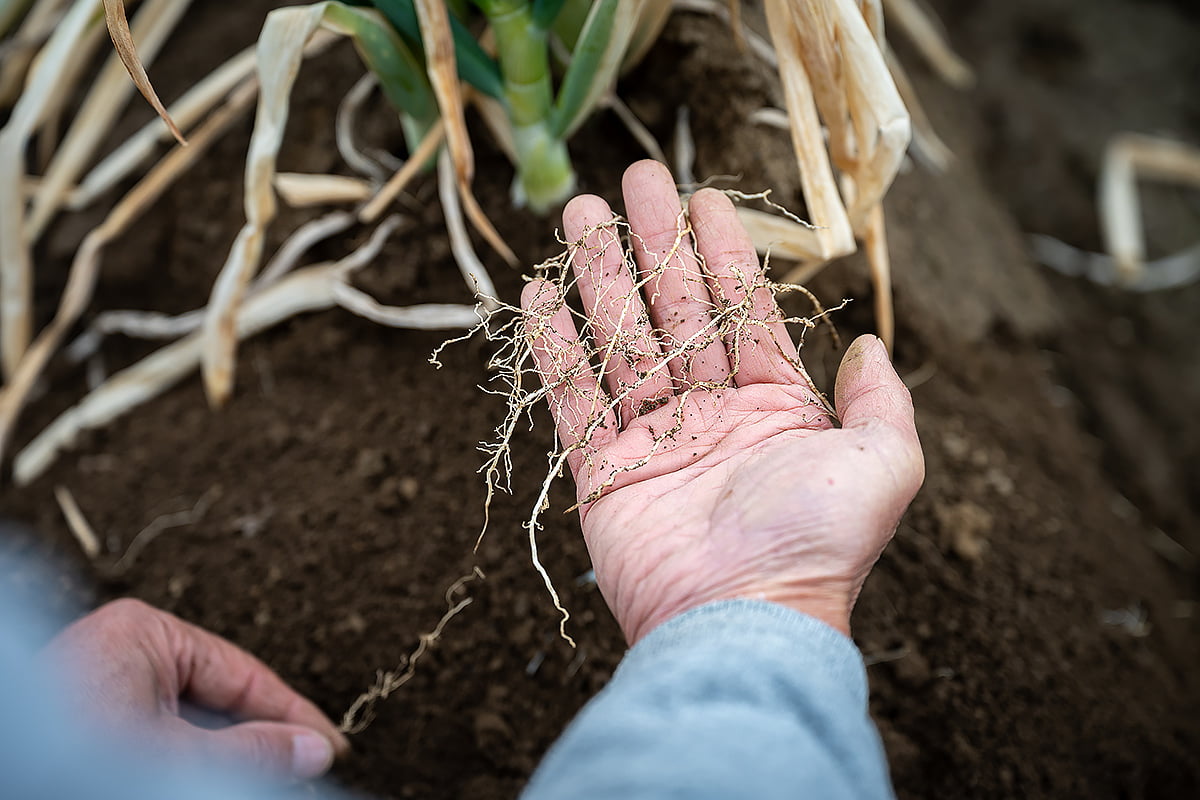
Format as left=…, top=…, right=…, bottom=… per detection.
left=3, top=1, right=1198, bottom=798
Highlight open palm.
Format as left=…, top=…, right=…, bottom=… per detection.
left=522, top=162, right=923, bottom=643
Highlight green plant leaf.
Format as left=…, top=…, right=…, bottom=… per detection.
left=550, top=0, right=618, bottom=137
left=362, top=0, right=505, bottom=98
left=531, top=0, right=567, bottom=29
left=324, top=3, right=437, bottom=124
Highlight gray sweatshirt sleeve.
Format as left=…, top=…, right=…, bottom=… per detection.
left=521, top=599, right=896, bottom=800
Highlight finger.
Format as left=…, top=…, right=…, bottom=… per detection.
left=164, top=612, right=349, bottom=757
left=834, top=335, right=925, bottom=493
left=688, top=188, right=809, bottom=388
left=564, top=194, right=673, bottom=422
left=174, top=718, right=336, bottom=781
left=622, top=160, right=731, bottom=386
left=521, top=279, right=618, bottom=479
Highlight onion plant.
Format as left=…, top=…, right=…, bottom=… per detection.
left=0, top=0, right=980, bottom=480
left=352, top=0, right=667, bottom=211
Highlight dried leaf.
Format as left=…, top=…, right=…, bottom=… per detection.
left=0, top=82, right=259, bottom=465
left=0, top=0, right=105, bottom=378
left=29, top=0, right=192, bottom=240
left=14, top=217, right=420, bottom=486
left=101, top=0, right=186, bottom=145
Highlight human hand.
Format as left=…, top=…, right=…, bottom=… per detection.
left=522, top=160, right=924, bottom=644
left=42, top=598, right=349, bottom=780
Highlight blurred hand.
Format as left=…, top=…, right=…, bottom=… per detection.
left=522, top=160, right=924, bottom=644
left=43, top=598, right=349, bottom=781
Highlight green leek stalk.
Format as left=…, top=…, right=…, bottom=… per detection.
left=478, top=0, right=575, bottom=210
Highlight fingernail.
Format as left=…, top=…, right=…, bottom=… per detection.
left=844, top=334, right=873, bottom=361
left=291, top=733, right=334, bottom=779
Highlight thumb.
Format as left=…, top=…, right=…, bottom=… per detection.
left=834, top=335, right=924, bottom=488
left=182, top=720, right=338, bottom=781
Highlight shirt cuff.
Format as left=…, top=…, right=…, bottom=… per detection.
left=615, top=599, right=870, bottom=707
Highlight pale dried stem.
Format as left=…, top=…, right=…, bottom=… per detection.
left=29, top=0, right=192, bottom=239
left=672, top=105, right=695, bottom=186
left=792, top=0, right=853, bottom=170
left=14, top=216, right=415, bottom=485
left=54, top=484, right=101, bottom=559
left=883, top=44, right=951, bottom=171
left=414, top=0, right=471, bottom=185
left=0, top=81, right=259, bottom=468
left=412, top=0, right=513, bottom=267
left=858, top=0, right=884, bottom=43
left=826, top=0, right=910, bottom=228
left=274, top=173, right=373, bottom=207
left=726, top=0, right=745, bottom=51
left=257, top=210, right=357, bottom=288
left=336, top=72, right=391, bottom=182
left=862, top=203, right=894, bottom=353
left=0, top=0, right=70, bottom=104
left=67, top=211, right=358, bottom=365
left=110, top=488, right=218, bottom=573
left=359, top=120, right=445, bottom=224
left=882, top=0, right=974, bottom=89
left=0, top=0, right=105, bottom=378
left=763, top=0, right=854, bottom=261
left=673, top=0, right=777, bottom=68
left=200, top=6, right=355, bottom=407
left=1100, top=133, right=1200, bottom=283
left=438, top=151, right=500, bottom=312
left=70, top=46, right=260, bottom=209
left=605, top=93, right=668, bottom=165
left=333, top=284, right=482, bottom=330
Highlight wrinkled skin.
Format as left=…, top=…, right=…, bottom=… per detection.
left=43, top=598, right=349, bottom=780
left=523, top=161, right=924, bottom=643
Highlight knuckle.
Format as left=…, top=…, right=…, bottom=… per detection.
left=96, top=597, right=155, bottom=626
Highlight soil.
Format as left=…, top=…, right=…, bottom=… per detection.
left=2, top=1, right=1199, bottom=798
